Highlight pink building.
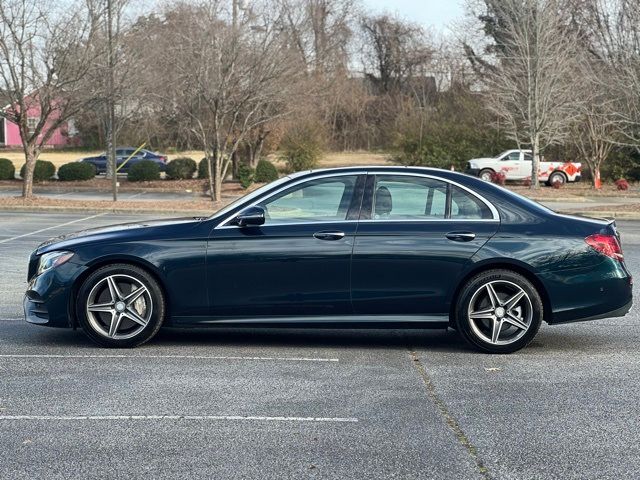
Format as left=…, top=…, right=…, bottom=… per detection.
left=1, top=97, right=79, bottom=148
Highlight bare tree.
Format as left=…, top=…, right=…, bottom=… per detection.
left=575, top=0, right=640, bottom=149
left=0, top=0, right=100, bottom=197
left=360, top=14, right=432, bottom=94
left=149, top=1, right=304, bottom=202
left=474, top=0, right=582, bottom=189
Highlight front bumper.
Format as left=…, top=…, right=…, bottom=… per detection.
left=24, top=261, right=87, bottom=328
left=465, top=168, right=481, bottom=177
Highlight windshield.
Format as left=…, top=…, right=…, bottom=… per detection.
left=209, top=175, right=293, bottom=220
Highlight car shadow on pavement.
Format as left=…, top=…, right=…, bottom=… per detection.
left=12, top=323, right=469, bottom=352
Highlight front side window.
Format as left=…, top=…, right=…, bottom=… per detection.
left=372, top=176, right=448, bottom=220
left=502, top=152, right=520, bottom=161
left=258, top=175, right=358, bottom=224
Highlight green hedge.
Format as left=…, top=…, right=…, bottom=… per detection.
left=254, top=159, right=278, bottom=183
left=20, top=160, right=56, bottom=182
left=166, top=157, right=197, bottom=180
left=237, top=164, right=254, bottom=189
left=57, top=162, right=96, bottom=181
left=0, top=158, right=15, bottom=180
left=198, top=157, right=210, bottom=178
left=128, top=160, right=160, bottom=181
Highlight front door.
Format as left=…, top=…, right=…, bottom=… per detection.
left=351, top=174, right=499, bottom=316
left=206, top=174, right=365, bottom=318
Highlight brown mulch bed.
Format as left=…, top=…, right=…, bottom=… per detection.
left=0, top=196, right=231, bottom=214
left=510, top=183, right=640, bottom=199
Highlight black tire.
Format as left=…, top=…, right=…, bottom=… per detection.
left=479, top=169, right=494, bottom=182
left=453, top=269, right=543, bottom=353
left=546, top=171, right=567, bottom=186
left=76, top=263, right=165, bottom=348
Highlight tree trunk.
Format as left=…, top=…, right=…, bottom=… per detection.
left=530, top=133, right=540, bottom=190
left=21, top=143, right=38, bottom=198
left=206, top=151, right=216, bottom=203
left=592, top=164, right=602, bottom=189
left=213, top=156, right=223, bottom=202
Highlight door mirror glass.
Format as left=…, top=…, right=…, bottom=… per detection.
left=235, top=206, right=266, bottom=227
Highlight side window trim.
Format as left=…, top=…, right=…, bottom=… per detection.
left=359, top=172, right=499, bottom=222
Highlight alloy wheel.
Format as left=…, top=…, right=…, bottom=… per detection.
left=86, top=274, right=153, bottom=340
left=467, top=280, right=533, bottom=346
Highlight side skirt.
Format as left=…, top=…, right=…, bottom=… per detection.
left=168, top=314, right=450, bottom=329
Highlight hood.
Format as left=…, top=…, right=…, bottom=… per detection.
left=36, top=217, right=207, bottom=254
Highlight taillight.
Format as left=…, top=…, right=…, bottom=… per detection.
left=585, top=234, right=623, bottom=261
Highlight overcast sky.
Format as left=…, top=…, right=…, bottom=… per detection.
left=362, top=0, right=465, bottom=32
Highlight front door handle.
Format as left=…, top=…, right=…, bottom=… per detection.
left=314, top=231, right=345, bottom=241
left=446, top=231, right=476, bottom=242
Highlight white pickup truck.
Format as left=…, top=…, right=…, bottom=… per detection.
left=465, top=149, right=582, bottom=185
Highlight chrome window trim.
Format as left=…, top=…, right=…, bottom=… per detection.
left=215, top=170, right=500, bottom=229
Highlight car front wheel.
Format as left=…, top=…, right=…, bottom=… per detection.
left=454, top=269, right=543, bottom=353
left=479, top=169, right=494, bottom=182
left=76, top=264, right=165, bottom=348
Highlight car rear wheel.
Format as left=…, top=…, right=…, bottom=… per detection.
left=76, top=264, right=165, bottom=348
left=479, top=169, right=494, bottom=182
left=454, top=269, right=543, bottom=353
left=547, top=171, right=567, bottom=186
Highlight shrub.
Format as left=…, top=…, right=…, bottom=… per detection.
left=0, top=158, right=15, bottom=180
left=551, top=178, right=563, bottom=189
left=490, top=171, right=506, bottom=185
left=254, top=159, right=278, bottom=183
left=522, top=177, right=532, bottom=187
left=20, top=160, right=56, bottom=182
left=166, top=157, right=197, bottom=180
left=128, top=160, right=160, bottom=181
left=57, top=162, right=96, bottom=181
left=198, top=157, right=210, bottom=179
left=615, top=178, right=629, bottom=191
left=279, top=124, right=324, bottom=172
left=237, top=163, right=255, bottom=189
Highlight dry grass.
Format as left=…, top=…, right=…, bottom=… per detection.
left=0, top=149, right=394, bottom=169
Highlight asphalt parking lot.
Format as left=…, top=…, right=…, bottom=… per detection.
left=1, top=211, right=639, bottom=479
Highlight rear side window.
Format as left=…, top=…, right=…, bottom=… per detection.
left=372, top=176, right=448, bottom=220
left=365, top=175, right=495, bottom=221
left=450, top=185, right=493, bottom=219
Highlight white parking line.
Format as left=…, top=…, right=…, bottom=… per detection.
left=0, top=415, right=358, bottom=423
left=0, top=354, right=339, bottom=362
left=0, top=213, right=108, bottom=244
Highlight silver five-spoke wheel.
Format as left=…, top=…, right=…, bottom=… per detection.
left=86, top=274, right=153, bottom=340
left=467, top=280, right=533, bottom=346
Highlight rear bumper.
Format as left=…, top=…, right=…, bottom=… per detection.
left=542, top=260, right=633, bottom=324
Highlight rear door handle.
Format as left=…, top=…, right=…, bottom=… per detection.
left=446, top=231, right=476, bottom=242
left=313, top=231, right=345, bottom=241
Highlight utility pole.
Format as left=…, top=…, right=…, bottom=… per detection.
left=106, top=0, right=117, bottom=201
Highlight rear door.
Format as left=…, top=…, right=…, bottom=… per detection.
left=351, top=173, right=500, bottom=316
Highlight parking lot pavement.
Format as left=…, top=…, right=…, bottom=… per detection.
left=1, top=212, right=639, bottom=479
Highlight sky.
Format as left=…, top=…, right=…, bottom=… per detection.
left=362, top=0, right=465, bottom=33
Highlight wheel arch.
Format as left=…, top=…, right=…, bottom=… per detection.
left=68, top=255, right=169, bottom=329
left=449, top=260, right=552, bottom=323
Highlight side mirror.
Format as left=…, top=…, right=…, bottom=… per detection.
left=235, top=205, right=265, bottom=227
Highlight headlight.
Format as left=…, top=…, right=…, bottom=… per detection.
left=37, top=251, right=74, bottom=275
